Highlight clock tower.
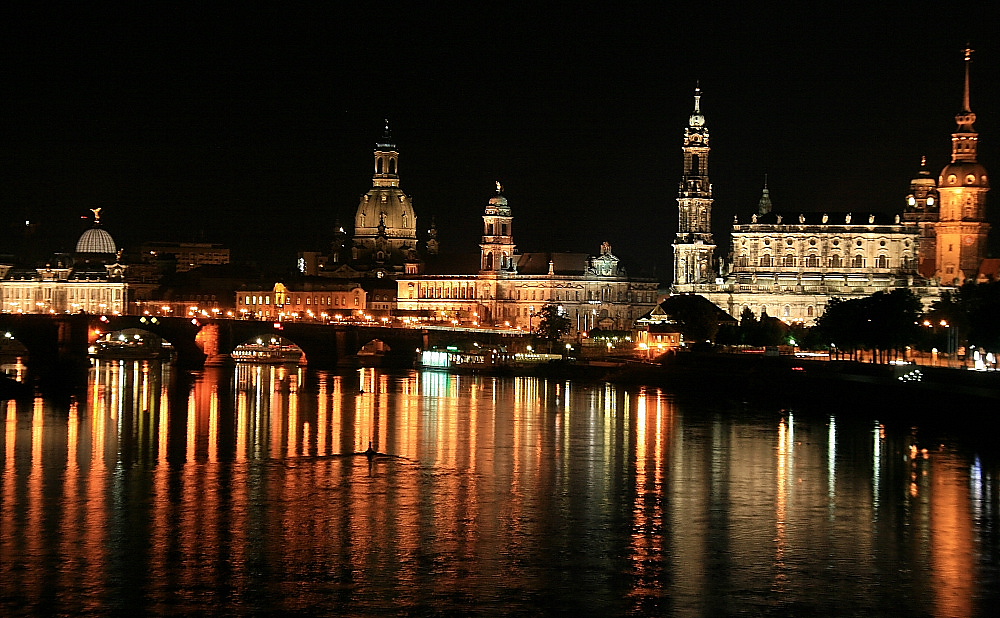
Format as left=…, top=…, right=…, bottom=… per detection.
left=935, top=48, right=990, bottom=284
left=672, top=87, right=716, bottom=291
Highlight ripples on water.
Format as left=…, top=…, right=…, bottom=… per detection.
left=2, top=359, right=999, bottom=616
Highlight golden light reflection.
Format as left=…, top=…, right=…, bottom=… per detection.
left=626, top=388, right=673, bottom=607
left=774, top=414, right=791, bottom=592
left=929, top=452, right=975, bottom=618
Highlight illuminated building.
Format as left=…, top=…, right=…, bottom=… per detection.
left=932, top=47, right=990, bottom=284
left=672, top=87, right=716, bottom=291
left=0, top=209, right=128, bottom=314
left=297, top=123, right=423, bottom=283
left=396, top=185, right=659, bottom=333
left=669, top=72, right=989, bottom=323
left=236, top=281, right=367, bottom=320
left=634, top=303, right=684, bottom=355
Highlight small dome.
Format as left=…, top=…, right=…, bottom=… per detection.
left=76, top=227, right=117, bottom=254
left=489, top=193, right=508, bottom=207
left=940, top=161, right=989, bottom=188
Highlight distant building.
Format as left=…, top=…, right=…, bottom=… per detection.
left=139, top=241, right=230, bottom=272
left=0, top=209, right=128, bottom=314
left=236, top=281, right=367, bottom=320
left=396, top=185, right=659, bottom=333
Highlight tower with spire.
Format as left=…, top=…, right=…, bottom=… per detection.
left=672, top=86, right=716, bottom=291
left=480, top=182, right=515, bottom=274
left=934, top=47, right=990, bottom=284
left=758, top=176, right=773, bottom=215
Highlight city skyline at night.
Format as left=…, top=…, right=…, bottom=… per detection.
left=5, top=5, right=998, bottom=275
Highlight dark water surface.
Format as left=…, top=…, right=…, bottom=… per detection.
left=2, top=360, right=999, bottom=616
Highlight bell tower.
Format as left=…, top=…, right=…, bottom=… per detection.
left=935, top=47, right=990, bottom=284
left=672, top=86, right=716, bottom=291
left=480, top=182, right=515, bottom=273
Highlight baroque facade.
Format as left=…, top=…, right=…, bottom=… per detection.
left=396, top=186, right=659, bottom=334
left=0, top=209, right=128, bottom=314
left=668, top=82, right=968, bottom=325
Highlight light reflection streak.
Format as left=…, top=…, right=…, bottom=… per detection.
left=873, top=421, right=883, bottom=513
left=828, top=415, right=837, bottom=511
left=774, top=414, right=790, bottom=592
left=930, top=453, right=975, bottom=618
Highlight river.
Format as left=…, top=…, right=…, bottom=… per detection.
left=2, top=359, right=998, bottom=616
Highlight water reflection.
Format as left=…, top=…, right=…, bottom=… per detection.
left=1, top=360, right=999, bottom=616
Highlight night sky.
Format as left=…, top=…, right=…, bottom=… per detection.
left=5, top=4, right=998, bottom=277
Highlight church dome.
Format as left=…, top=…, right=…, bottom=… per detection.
left=939, top=161, right=989, bottom=188
left=76, top=226, right=117, bottom=254
left=354, top=187, right=417, bottom=238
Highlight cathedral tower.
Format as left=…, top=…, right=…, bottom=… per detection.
left=672, top=87, right=716, bottom=290
left=935, top=48, right=990, bottom=284
left=480, top=182, right=515, bottom=273
left=352, top=122, right=419, bottom=272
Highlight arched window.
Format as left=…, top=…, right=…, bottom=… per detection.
left=783, top=305, right=791, bottom=317
left=805, top=255, right=819, bottom=268
left=807, top=305, right=814, bottom=317
left=376, top=157, right=383, bottom=174
left=829, top=255, right=842, bottom=268
left=759, top=255, right=772, bottom=268
left=691, top=154, right=700, bottom=174
left=852, top=255, right=864, bottom=268
left=875, top=255, right=888, bottom=269
left=487, top=223, right=495, bottom=236
left=485, top=253, right=494, bottom=270
left=388, top=158, right=396, bottom=174
left=783, top=255, right=796, bottom=267
left=738, top=255, right=749, bottom=267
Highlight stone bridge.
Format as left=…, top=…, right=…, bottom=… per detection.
left=0, top=314, right=527, bottom=379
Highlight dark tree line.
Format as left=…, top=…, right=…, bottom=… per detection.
left=813, top=289, right=923, bottom=362
left=926, top=281, right=1000, bottom=356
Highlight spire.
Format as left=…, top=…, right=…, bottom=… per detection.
left=689, top=84, right=705, bottom=127
left=377, top=118, right=394, bottom=149
left=918, top=155, right=931, bottom=177
left=955, top=47, right=977, bottom=135
left=962, top=46, right=973, bottom=113
left=757, top=176, right=772, bottom=215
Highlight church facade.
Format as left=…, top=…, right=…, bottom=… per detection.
left=671, top=52, right=991, bottom=324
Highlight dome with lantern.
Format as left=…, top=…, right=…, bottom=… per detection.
left=75, top=208, right=118, bottom=257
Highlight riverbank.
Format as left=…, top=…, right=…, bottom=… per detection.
left=505, top=353, right=1000, bottom=410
